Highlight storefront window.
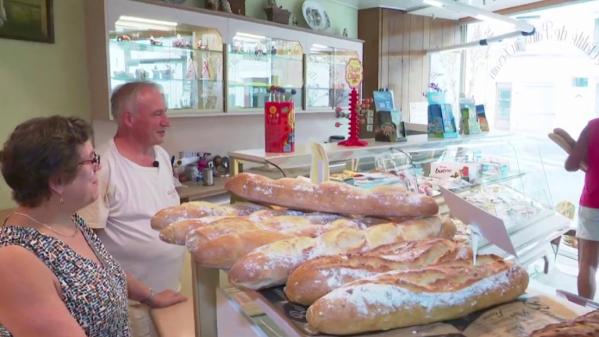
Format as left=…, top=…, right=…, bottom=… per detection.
left=463, top=2, right=599, bottom=208
left=464, top=2, right=599, bottom=136
left=430, top=50, right=462, bottom=116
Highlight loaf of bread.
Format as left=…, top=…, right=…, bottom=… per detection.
left=285, top=238, right=470, bottom=305
left=228, top=217, right=456, bottom=289
left=530, top=309, right=599, bottom=337
left=306, top=255, right=529, bottom=335
left=186, top=216, right=364, bottom=269
left=160, top=216, right=236, bottom=245
left=225, top=173, right=438, bottom=218
left=549, top=129, right=588, bottom=171
left=151, top=201, right=267, bottom=230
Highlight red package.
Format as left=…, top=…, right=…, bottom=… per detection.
left=265, top=101, right=295, bottom=153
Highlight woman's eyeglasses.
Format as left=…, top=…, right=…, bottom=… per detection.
left=79, top=152, right=101, bottom=167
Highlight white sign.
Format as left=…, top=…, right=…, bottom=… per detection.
left=440, top=186, right=516, bottom=257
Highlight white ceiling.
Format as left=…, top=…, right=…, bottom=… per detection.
left=352, top=0, right=546, bottom=20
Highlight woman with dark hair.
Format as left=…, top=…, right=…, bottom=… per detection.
left=0, top=116, right=133, bottom=337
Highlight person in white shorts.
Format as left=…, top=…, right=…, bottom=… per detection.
left=564, top=118, right=599, bottom=299
left=79, top=81, right=187, bottom=337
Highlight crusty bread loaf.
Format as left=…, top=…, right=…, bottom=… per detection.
left=530, top=309, right=599, bottom=337
left=159, top=216, right=230, bottom=245
left=285, top=238, right=470, bottom=305
left=549, top=129, right=588, bottom=171
left=151, top=201, right=238, bottom=230
left=188, top=230, right=293, bottom=269
left=225, top=173, right=438, bottom=218
left=228, top=217, right=455, bottom=289
left=186, top=216, right=364, bottom=269
left=306, top=255, right=529, bottom=335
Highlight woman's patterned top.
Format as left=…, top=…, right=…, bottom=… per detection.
left=0, top=214, right=129, bottom=337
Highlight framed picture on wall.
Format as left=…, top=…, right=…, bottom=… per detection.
left=0, top=0, right=54, bottom=43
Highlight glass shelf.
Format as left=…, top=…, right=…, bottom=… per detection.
left=306, top=45, right=358, bottom=110
left=109, top=21, right=224, bottom=114
left=227, top=33, right=303, bottom=111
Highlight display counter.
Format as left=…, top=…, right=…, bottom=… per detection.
left=186, top=132, right=573, bottom=337
left=198, top=284, right=589, bottom=337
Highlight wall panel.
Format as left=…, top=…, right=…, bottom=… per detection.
left=359, top=9, right=462, bottom=121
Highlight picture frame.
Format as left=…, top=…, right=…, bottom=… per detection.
left=0, top=0, right=54, bottom=43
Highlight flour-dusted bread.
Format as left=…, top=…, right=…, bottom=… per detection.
left=159, top=216, right=231, bottom=245
left=306, top=255, right=529, bottom=335
left=225, top=173, right=438, bottom=218
left=151, top=201, right=237, bottom=230
left=228, top=217, right=456, bottom=289
left=185, top=216, right=365, bottom=269
left=530, top=309, right=599, bottom=337
left=285, top=238, right=470, bottom=305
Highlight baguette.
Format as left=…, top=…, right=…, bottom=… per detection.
left=549, top=132, right=588, bottom=172
left=553, top=127, right=576, bottom=147
left=225, top=173, right=438, bottom=218
left=228, top=217, right=456, bottom=289
left=530, top=309, right=599, bottom=337
left=159, top=216, right=230, bottom=245
left=188, top=230, right=293, bottom=269
left=151, top=201, right=238, bottom=230
left=186, top=217, right=364, bottom=268
left=285, top=238, right=470, bottom=305
left=306, top=255, right=529, bottom=335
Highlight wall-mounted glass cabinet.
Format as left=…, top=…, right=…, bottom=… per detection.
left=227, top=33, right=303, bottom=111
left=87, top=0, right=362, bottom=119
left=109, top=17, right=224, bottom=114
left=306, top=45, right=359, bottom=110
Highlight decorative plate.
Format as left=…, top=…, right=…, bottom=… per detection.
left=302, top=0, right=331, bottom=31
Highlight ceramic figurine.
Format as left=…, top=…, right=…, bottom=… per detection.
left=149, top=35, right=162, bottom=46
left=206, top=0, right=218, bottom=10
left=221, top=0, right=232, bottom=13
left=117, top=34, right=131, bottom=42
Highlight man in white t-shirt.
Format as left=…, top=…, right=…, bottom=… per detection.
left=80, top=81, right=186, bottom=337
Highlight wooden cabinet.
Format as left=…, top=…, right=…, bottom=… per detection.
left=358, top=8, right=462, bottom=121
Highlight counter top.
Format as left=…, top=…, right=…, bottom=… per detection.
left=177, top=176, right=230, bottom=202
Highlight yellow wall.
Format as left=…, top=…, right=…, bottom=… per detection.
left=0, top=0, right=90, bottom=208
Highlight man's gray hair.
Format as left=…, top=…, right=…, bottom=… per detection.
left=110, top=81, right=163, bottom=120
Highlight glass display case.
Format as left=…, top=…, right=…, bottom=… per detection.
left=229, top=133, right=571, bottom=268
left=227, top=33, right=303, bottom=111
left=109, top=17, right=224, bottom=114
left=306, top=45, right=359, bottom=110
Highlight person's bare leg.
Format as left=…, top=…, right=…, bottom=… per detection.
left=578, top=238, right=599, bottom=299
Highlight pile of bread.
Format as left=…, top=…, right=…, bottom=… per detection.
left=151, top=172, right=529, bottom=335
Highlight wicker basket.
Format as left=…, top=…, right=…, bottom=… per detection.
left=264, top=6, right=290, bottom=25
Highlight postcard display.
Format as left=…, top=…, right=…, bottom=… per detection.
left=427, top=91, right=458, bottom=138
left=372, top=89, right=406, bottom=142
left=459, top=97, right=482, bottom=135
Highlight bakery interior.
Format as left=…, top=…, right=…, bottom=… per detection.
left=3, top=0, right=599, bottom=336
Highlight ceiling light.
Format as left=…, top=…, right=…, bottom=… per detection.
left=118, top=16, right=177, bottom=27
left=235, top=32, right=266, bottom=40
left=422, top=0, right=444, bottom=8
left=116, top=16, right=177, bottom=32
left=475, top=14, right=517, bottom=28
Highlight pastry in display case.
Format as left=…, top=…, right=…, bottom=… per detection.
left=227, top=33, right=303, bottom=111
left=109, top=16, right=224, bottom=114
